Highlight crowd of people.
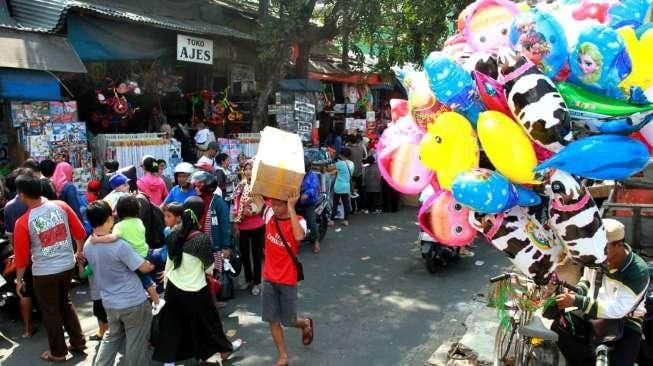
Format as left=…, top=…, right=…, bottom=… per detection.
left=2, top=144, right=318, bottom=365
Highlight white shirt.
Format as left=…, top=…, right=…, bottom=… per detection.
left=197, top=155, right=217, bottom=171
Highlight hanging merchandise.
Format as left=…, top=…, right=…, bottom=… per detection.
left=94, top=133, right=172, bottom=177
left=91, top=78, right=141, bottom=129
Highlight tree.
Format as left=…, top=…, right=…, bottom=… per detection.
left=244, top=0, right=472, bottom=132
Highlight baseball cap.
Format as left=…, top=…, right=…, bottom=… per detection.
left=87, top=179, right=102, bottom=191
left=109, top=174, right=130, bottom=189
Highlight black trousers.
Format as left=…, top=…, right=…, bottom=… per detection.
left=239, top=226, right=265, bottom=285
left=557, top=324, right=641, bottom=366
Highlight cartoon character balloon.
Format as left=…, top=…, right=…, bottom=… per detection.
left=418, top=112, right=479, bottom=190
left=470, top=206, right=564, bottom=285
left=418, top=190, right=476, bottom=247
left=451, top=168, right=518, bottom=214
left=569, top=25, right=632, bottom=101
left=377, top=113, right=435, bottom=194
left=540, top=169, right=607, bottom=266
left=402, top=71, right=449, bottom=130
left=498, top=49, right=573, bottom=153
left=463, top=0, right=520, bottom=53
left=509, top=8, right=568, bottom=79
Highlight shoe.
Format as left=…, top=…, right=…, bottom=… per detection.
left=361, top=209, right=369, bottom=214
left=342, top=220, right=349, bottom=226
left=251, top=285, right=261, bottom=296
left=152, top=299, right=166, bottom=315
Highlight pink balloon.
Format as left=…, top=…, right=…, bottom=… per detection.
left=473, top=71, right=511, bottom=115
left=418, top=190, right=476, bottom=247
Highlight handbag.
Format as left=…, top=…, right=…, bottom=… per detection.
left=274, top=218, right=304, bottom=282
left=588, top=269, right=645, bottom=344
left=228, top=237, right=242, bottom=277
left=217, top=270, right=234, bottom=300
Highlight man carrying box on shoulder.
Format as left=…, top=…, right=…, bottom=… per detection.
left=262, top=192, right=314, bottom=366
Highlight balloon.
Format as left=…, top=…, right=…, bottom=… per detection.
left=541, top=169, right=607, bottom=266
left=515, top=185, right=542, bottom=207
left=469, top=206, right=564, bottom=285
left=578, top=110, right=653, bottom=135
left=569, top=25, right=631, bottom=101
left=535, top=135, right=650, bottom=180
left=473, top=71, right=511, bottom=116
left=477, top=111, right=539, bottom=184
left=390, top=99, right=410, bottom=122
left=451, top=168, right=518, bottom=214
left=418, top=190, right=476, bottom=247
left=608, top=0, right=651, bottom=28
left=534, top=0, right=602, bottom=47
left=617, top=26, right=653, bottom=104
left=557, top=82, right=653, bottom=117
left=639, top=121, right=653, bottom=151
left=424, top=52, right=486, bottom=126
left=378, top=114, right=435, bottom=194
left=418, top=112, right=479, bottom=190
left=509, top=8, right=568, bottom=78
left=631, top=131, right=653, bottom=155
left=463, top=0, right=520, bottom=53
left=497, top=50, right=572, bottom=152
left=402, top=71, right=449, bottom=130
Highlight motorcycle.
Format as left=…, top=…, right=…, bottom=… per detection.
left=419, top=231, right=460, bottom=273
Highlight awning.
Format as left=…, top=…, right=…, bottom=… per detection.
left=0, top=28, right=86, bottom=73
left=278, top=79, right=323, bottom=92
left=0, top=68, right=62, bottom=100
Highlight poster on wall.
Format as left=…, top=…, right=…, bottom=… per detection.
left=231, top=64, right=256, bottom=94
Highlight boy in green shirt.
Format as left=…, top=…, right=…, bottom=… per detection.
left=91, top=195, right=164, bottom=314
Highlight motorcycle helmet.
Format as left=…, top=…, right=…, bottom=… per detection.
left=174, top=162, right=194, bottom=175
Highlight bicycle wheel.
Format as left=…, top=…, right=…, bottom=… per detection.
left=521, top=341, right=560, bottom=366
left=494, top=323, right=518, bottom=366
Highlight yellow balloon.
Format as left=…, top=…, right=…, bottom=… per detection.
left=618, top=26, right=653, bottom=98
left=477, top=111, right=539, bottom=184
left=419, top=112, right=479, bottom=190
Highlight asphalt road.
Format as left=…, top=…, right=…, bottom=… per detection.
left=0, top=208, right=509, bottom=366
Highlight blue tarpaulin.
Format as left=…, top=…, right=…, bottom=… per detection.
left=0, top=69, right=61, bottom=100
left=67, top=14, right=171, bottom=61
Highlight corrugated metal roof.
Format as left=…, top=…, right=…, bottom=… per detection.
left=8, top=0, right=255, bottom=40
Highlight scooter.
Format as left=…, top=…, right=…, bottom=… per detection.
left=419, top=231, right=460, bottom=273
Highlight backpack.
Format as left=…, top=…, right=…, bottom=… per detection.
left=137, top=194, right=166, bottom=249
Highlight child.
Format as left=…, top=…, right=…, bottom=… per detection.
left=162, top=202, right=184, bottom=238
left=86, top=179, right=102, bottom=203
left=91, top=195, right=164, bottom=314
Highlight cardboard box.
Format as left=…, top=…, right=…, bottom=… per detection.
left=251, top=127, right=305, bottom=200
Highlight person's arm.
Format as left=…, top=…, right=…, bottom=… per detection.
left=163, top=187, right=174, bottom=205
left=13, top=217, right=30, bottom=295
left=160, top=179, right=169, bottom=202
left=574, top=276, right=648, bottom=319
left=287, top=193, right=305, bottom=242
left=90, top=233, right=120, bottom=244
left=116, top=241, right=153, bottom=273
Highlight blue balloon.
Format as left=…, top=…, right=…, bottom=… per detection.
left=509, top=8, right=568, bottom=79
left=609, top=0, right=651, bottom=29
left=424, top=52, right=486, bottom=127
left=578, top=110, right=653, bottom=135
left=452, top=169, right=518, bottom=214
left=515, top=185, right=542, bottom=207
left=569, top=25, right=631, bottom=101
left=535, top=135, right=650, bottom=180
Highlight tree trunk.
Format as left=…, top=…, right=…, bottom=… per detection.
left=294, top=42, right=312, bottom=78
left=341, top=33, right=350, bottom=70
left=252, top=48, right=289, bottom=132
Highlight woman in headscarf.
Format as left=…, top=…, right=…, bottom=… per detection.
left=152, top=197, right=242, bottom=364
left=231, top=159, right=265, bottom=295
left=52, top=162, right=84, bottom=221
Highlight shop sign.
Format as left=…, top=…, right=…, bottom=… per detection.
left=177, top=34, right=213, bottom=64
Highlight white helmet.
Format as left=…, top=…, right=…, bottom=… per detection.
left=174, top=162, right=194, bottom=175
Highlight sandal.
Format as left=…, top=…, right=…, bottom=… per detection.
left=39, top=351, right=66, bottom=363
left=302, top=318, right=314, bottom=346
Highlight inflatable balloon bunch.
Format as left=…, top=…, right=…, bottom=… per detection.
left=379, top=0, right=653, bottom=285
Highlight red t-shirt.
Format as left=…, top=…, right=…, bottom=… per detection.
left=262, top=208, right=306, bottom=286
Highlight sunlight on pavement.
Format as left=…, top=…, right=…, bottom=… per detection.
left=382, top=295, right=441, bottom=312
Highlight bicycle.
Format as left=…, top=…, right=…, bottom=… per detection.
left=489, top=272, right=574, bottom=366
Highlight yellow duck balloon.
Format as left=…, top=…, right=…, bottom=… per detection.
left=477, top=111, right=539, bottom=185
left=419, top=112, right=479, bottom=190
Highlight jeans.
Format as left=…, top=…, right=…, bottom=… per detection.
left=94, top=300, right=152, bottom=366
left=239, top=226, right=265, bottom=285
left=33, top=269, right=85, bottom=357
left=332, top=193, right=351, bottom=220
left=298, top=205, right=318, bottom=243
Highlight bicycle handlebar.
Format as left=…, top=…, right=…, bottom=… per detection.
left=489, top=273, right=513, bottom=283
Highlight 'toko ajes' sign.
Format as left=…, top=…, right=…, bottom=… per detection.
left=177, top=34, right=213, bottom=64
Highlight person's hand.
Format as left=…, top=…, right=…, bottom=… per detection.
left=555, top=293, right=576, bottom=309
left=15, top=279, right=25, bottom=299
left=222, top=248, right=232, bottom=259
left=232, top=224, right=240, bottom=238
left=157, top=271, right=166, bottom=281
left=75, top=250, right=85, bottom=263
left=287, top=191, right=300, bottom=209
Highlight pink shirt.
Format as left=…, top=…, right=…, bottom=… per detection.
left=137, top=175, right=168, bottom=206
left=239, top=215, right=265, bottom=231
